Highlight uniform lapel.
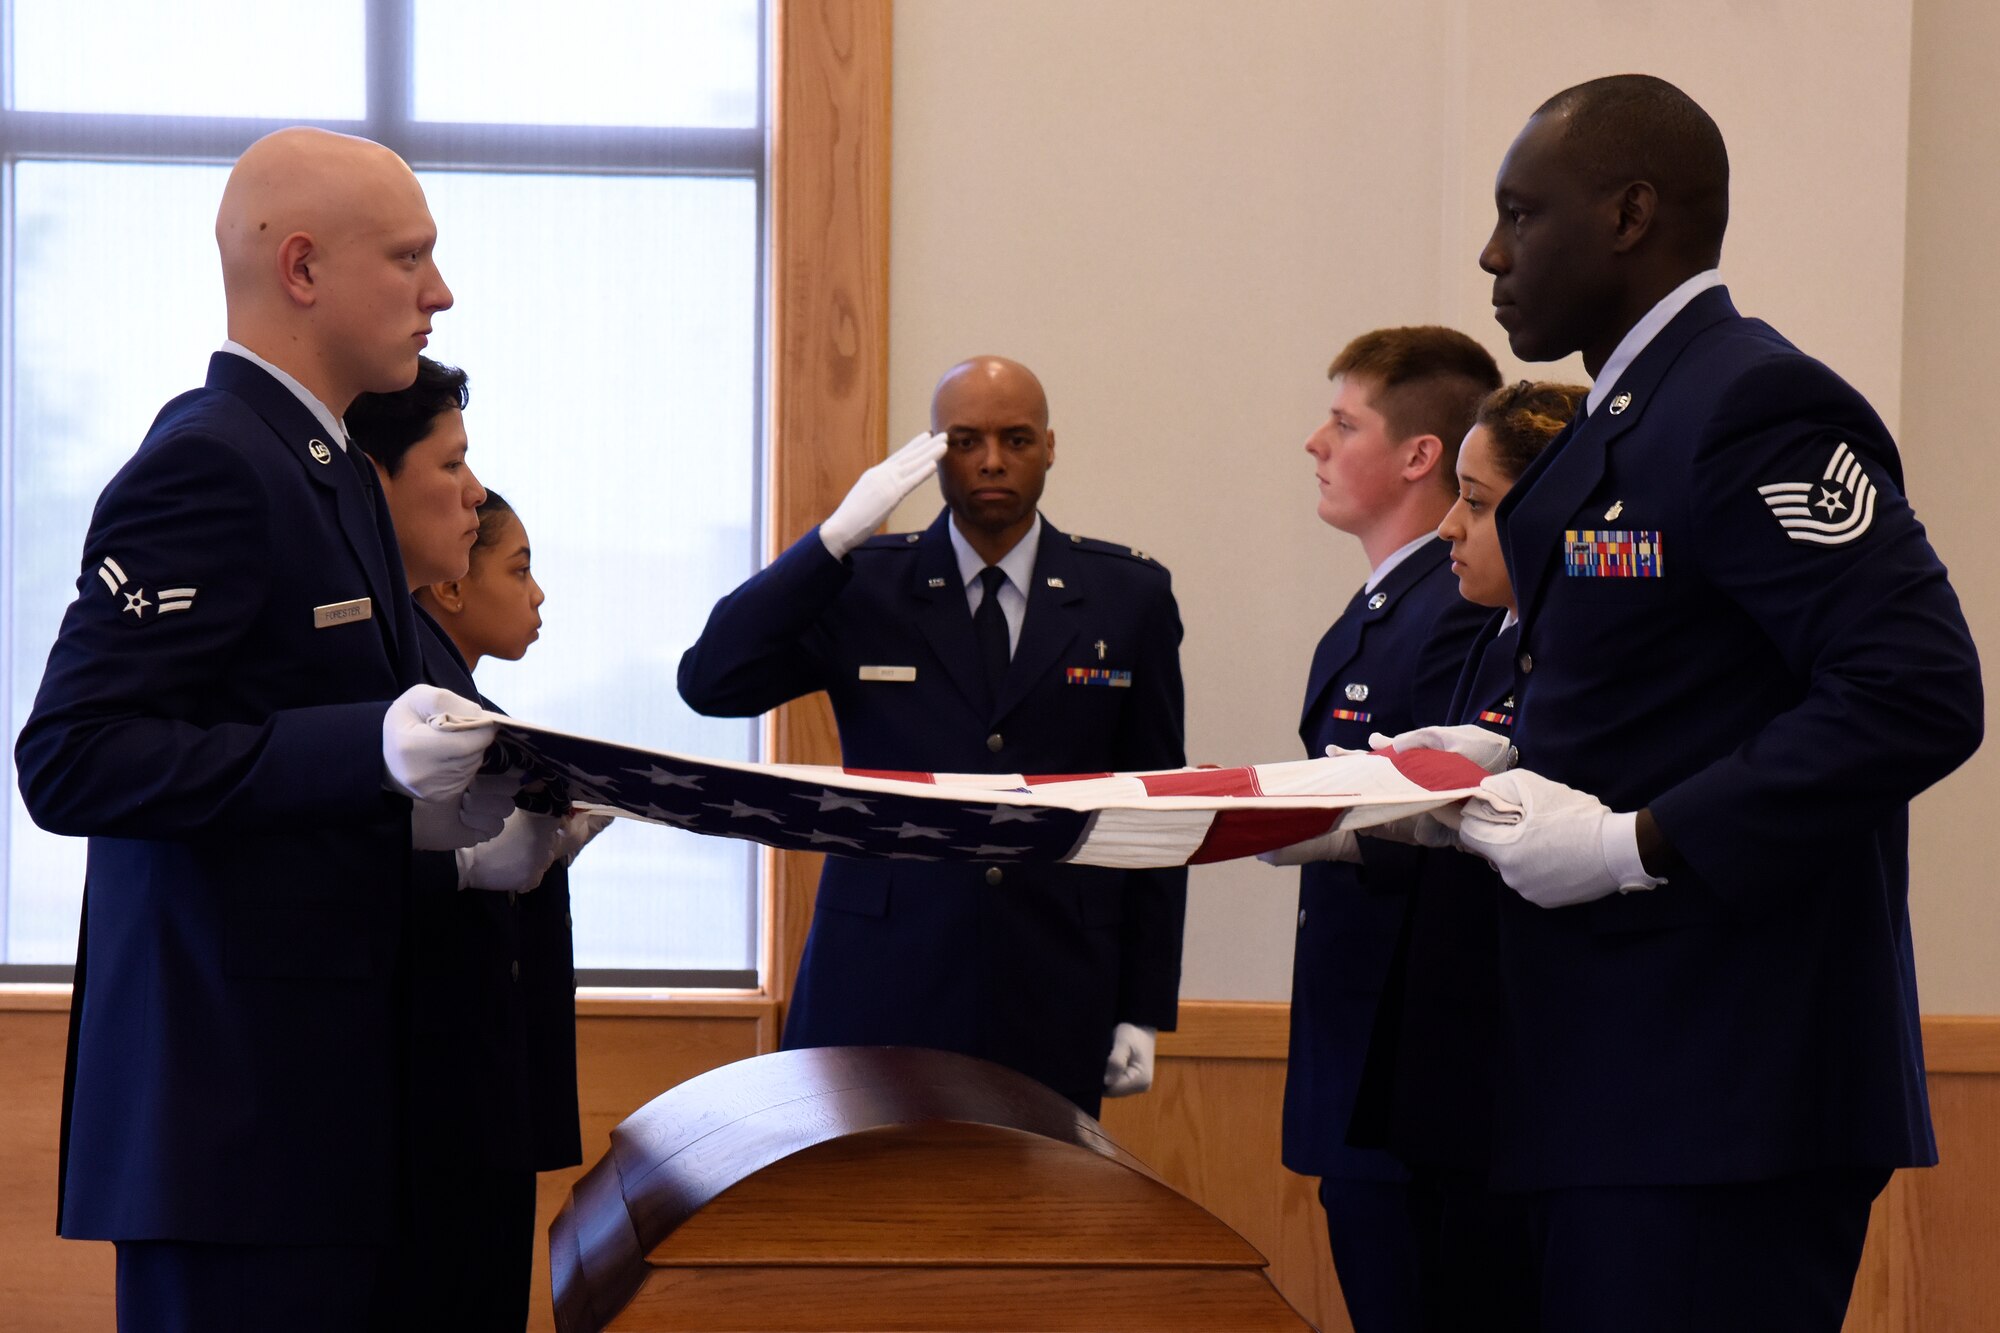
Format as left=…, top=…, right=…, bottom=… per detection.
left=1499, top=286, right=1739, bottom=627
left=994, top=519, right=1083, bottom=723
left=207, top=353, right=410, bottom=668
left=1299, top=539, right=1451, bottom=743
left=908, top=510, right=991, bottom=715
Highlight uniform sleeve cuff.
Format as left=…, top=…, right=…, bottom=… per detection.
left=1603, top=810, right=1667, bottom=892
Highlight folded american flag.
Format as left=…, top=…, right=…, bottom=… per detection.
left=479, top=714, right=1487, bottom=870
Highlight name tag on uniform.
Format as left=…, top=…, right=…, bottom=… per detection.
left=313, top=597, right=373, bottom=629
left=858, top=665, right=916, bottom=683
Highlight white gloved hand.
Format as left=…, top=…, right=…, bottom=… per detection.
left=818, top=430, right=950, bottom=559
left=1257, top=827, right=1359, bottom=866
left=560, top=806, right=616, bottom=866
left=1454, top=770, right=1661, bottom=908
left=1370, top=724, right=1517, bottom=774
left=458, top=807, right=566, bottom=892
left=1102, top=1022, right=1158, bottom=1098
left=382, top=684, right=495, bottom=801
left=410, top=779, right=514, bottom=851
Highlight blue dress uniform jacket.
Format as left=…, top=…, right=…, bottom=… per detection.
left=1384, top=611, right=1518, bottom=1175
left=1283, top=538, right=1489, bottom=1180
left=1491, top=287, right=1983, bottom=1190
left=678, top=509, right=1187, bottom=1114
left=16, top=353, right=423, bottom=1243
left=409, top=612, right=581, bottom=1175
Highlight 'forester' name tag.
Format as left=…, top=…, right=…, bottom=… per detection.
left=313, top=597, right=374, bottom=629
left=858, top=665, right=916, bottom=683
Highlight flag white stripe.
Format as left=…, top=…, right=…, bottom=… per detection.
left=1067, top=808, right=1217, bottom=868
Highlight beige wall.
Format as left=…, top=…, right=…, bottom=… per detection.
left=886, top=0, right=1996, bottom=1005
left=1902, top=0, right=2000, bottom=1013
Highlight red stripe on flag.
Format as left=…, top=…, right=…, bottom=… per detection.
left=1189, top=809, right=1339, bottom=865
left=1373, top=746, right=1491, bottom=791
left=842, top=767, right=937, bottom=783
left=1138, top=766, right=1266, bottom=798
left=1023, top=772, right=1114, bottom=784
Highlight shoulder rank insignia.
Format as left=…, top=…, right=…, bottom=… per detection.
left=1756, top=442, right=1877, bottom=547
left=99, top=556, right=195, bottom=621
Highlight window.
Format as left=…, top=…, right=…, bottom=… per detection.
left=1, top=0, right=766, bottom=986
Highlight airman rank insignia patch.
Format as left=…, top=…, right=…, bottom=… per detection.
left=1066, top=668, right=1131, bottom=688
left=1563, top=529, right=1662, bottom=578
left=97, top=556, right=196, bottom=622
left=1329, top=707, right=1372, bottom=723
left=1756, top=442, right=1877, bottom=547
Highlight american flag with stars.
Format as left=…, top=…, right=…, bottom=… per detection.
left=476, top=714, right=1488, bottom=869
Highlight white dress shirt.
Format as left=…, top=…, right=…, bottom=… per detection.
left=220, top=340, right=350, bottom=449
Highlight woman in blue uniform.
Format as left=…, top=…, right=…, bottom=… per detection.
left=350, top=359, right=584, bottom=1331
left=1376, top=379, right=1585, bottom=1331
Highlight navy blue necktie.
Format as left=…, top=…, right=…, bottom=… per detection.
left=972, top=565, right=1011, bottom=706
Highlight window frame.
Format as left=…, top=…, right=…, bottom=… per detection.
left=0, top=0, right=804, bottom=992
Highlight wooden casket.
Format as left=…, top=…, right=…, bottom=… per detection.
left=551, top=1046, right=1314, bottom=1331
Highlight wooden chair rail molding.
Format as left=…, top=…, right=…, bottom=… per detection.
left=4, top=986, right=1999, bottom=1068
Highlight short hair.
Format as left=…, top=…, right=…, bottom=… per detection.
left=1475, top=380, right=1588, bottom=482
left=1328, top=326, right=1503, bottom=489
left=347, top=356, right=469, bottom=477
left=471, top=489, right=517, bottom=556
left=1536, top=74, right=1730, bottom=265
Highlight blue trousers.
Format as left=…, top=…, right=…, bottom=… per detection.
left=1531, top=1169, right=1889, bottom=1333
left=1320, top=1175, right=1423, bottom=1333
left=115, top=1240, right=393, bottom=1333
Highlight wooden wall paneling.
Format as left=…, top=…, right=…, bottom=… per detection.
left=6, top=998, right=1994, bottom=1332
left=1100, top=1002, right=1347, bottom=1333
left=0, top=997, right=113, bottom=1331
left=765, top=0, right=895, bottom=1025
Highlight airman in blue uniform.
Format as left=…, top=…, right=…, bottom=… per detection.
left=1440, top=75, right=1983, bottom=1332
left=1262, top=327, right=1499, bottom=1333
left=15, top=129, right=498, bottom=1331
left=680, top=357, right=1187, bottom=1115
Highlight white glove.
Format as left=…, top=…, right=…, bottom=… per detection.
left=1102, top=1022, right=1158, bottom=1098
left=382, top=684, right=494, bottom=802
left=1370, top=724, right=1517, bottom=774
left=410, top=780, right=514, bottom=851
left=818, top=430, right=949, bottom=559
left=1454, top=770, right=1663, bottom=908
left=1257, top=827, right=1359, bottom=866
left=560, top=806, right=616, bottom=866
left=457, top=807, right=566, bottom=891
